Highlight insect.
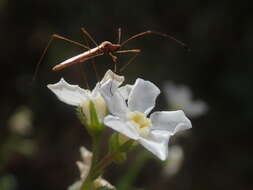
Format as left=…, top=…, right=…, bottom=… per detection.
left=34, top=28, right=188, bottom=80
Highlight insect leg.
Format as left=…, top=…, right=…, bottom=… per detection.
left=91, top=58, right=102, bottom=84
left=78, top=63, right=91, bottom=90
left=80, top=27, right=98, bottom=47
left=119, top=51, right=141, bottom=72
left=115, top=49, right=141, bottom=54
left=108, top=52, right=118, bottom=72
left=80, top=29, right=102, bottom=84
left=118, top=28, right=122, bottom=44
left=76, top=36, right=93, bottom=90
left=33, top=34, right=89, bottom=82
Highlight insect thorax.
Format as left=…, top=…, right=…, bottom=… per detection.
left=99, top=41, right=121, bottom=53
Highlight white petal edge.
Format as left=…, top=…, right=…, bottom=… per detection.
left=104, top=115, right=139, bottom=140
left=118, top=84, right=133, bottom=100
left=99, top=79, right=128, bottom=117
left=100, top=69, right=124, bottom=86
left=150, top=111, right=192, bottom=135
left=139, top=130, right=171, bottom=160
left=184, top=100, right=209, bottom=118
left=47, top=78, right=90, bottom=106
left=163, top=81, right=193, bottom=106
left=128, top=78, right=160, bottom=115
left=93, top=70, right=125, bottom=95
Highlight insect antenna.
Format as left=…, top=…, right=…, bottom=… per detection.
left=120, top=30, right=190, bottom=51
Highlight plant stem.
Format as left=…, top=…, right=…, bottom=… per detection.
left=80, top=135, right=101, bottom=190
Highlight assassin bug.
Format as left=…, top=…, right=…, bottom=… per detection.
left=34, top=28, right=188, bottom=81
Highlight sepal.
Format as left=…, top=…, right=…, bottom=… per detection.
left=109, top=133, right=134, bottom=163
left=76, top=102, right=105, bottom=136
left=89, top=102, right=105, bottom=136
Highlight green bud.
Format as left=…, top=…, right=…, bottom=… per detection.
left=76, top=100, right=106, bottom=136
left=89, top=101, right=105, bottom=135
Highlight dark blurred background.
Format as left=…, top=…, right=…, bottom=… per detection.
left=0, top=0, right=252, bottom=190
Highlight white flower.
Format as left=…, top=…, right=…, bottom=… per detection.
left=164, top=81, right=208, bottom=118
left=47, top=70, right=124, bottom=124
left=100, top=78, right=192, bottom=160
left=77, top=147, right=92, bottom=180
left=8, top=106, right=33, bottom=136
left=163, top=145, right=184, bottom=176
left=68, top=146, right=115, bottom=190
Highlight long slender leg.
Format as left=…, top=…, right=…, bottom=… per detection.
left=80, top=27, right=98, bottom=46
left=108, top=52, right=118, bottom=72
left=80, top=28, right=102, bottom=84
left=115, top=49, right=141, bottom=72
left=33, top=34, right=90, bottom=82
left=119, top=51, right=140, bottom=72
left=118, top=28, right=122, bottom=44
left=108, top=52, right=120, bottom=95
left=120, top=31, right=189, bottom=50
left=91, top=58, right=101, bottom=83
left=78, top=63, right=90, bottom=90
left=115, top=49, right=141, bottom=54
left=76, top=35, right=92, bottom=90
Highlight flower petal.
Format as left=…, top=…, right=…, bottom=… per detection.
left=93, top=70, right=125, bottom=96
left=139, top=130, right=171, bottom=160
left=118, top=84, right=133, bottom=100
left=101, top=69, right=124, bottom=86
left=183, top=100, right=209, bottom=118
left=164, top=81, right=208, bottom=118
left=99, top=79, right=128, bottom=117
left=128, top=78, right=160, bottom=115
left=47, top=78, right=90, bottom=106
left=150, top=111, right=191, bottom=135
left=164, top=81, right=193, bottom=106
left=94, top=177, right=115, bottom=189
left=104, top=115, right=139, bottom=140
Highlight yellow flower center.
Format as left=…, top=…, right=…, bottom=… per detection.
left=128, top=111, right=151, bottom=137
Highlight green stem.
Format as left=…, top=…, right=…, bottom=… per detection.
left=90, top=135, right=101, bottom=171
left=80, top=135, right=101, bottom=190
left=80, top=136, right=133, bottom=190
left=93, top=139, right=134, bottom=175
left=116, top=151, right=151, bottom=190
left=80, top=176, right=93, bottom=190
left=93, top=152, right=114, bottom=173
